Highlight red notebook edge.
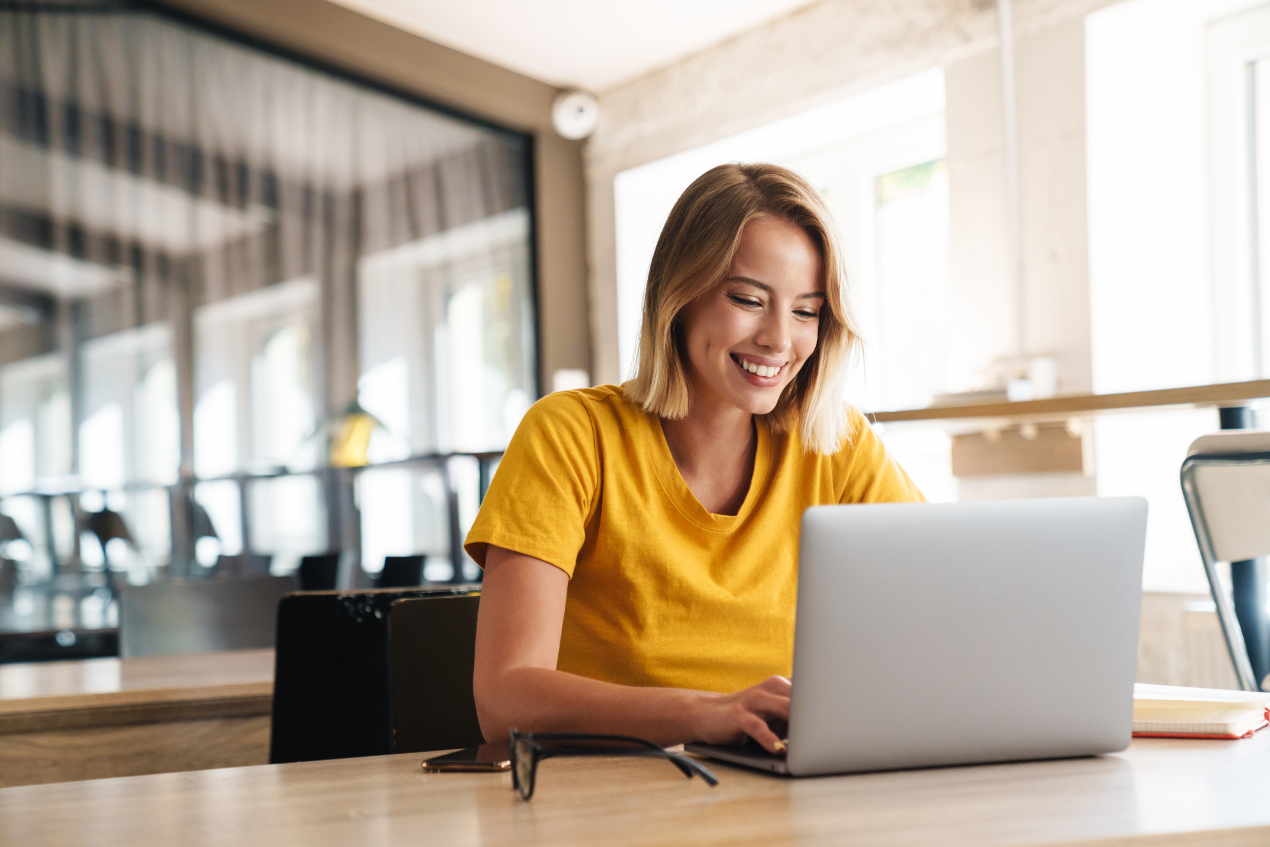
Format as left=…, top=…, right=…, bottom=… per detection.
left=1132, top=718, right=1269, bottom=740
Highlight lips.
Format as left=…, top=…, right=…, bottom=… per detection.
left=732, top=354, right=784, bottom=382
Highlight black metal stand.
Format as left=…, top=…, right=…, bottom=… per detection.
left=1219, top=406, right=1270, bottom=686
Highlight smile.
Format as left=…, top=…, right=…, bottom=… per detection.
left=732, top=355, right=784, bottom=380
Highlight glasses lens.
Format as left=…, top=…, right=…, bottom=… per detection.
left=514, top=739, right=534, bottom=800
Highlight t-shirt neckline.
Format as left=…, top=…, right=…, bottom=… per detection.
left=650, top=412, right=772, bottom=533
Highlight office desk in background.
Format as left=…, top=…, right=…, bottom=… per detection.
left=3, top=733, right=1270, bottom=846
left=0, top=648, right=273, bottom=787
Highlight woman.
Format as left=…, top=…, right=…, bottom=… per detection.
left=465, top=163, right=922, bottom=754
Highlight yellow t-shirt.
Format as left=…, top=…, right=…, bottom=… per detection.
left=464, top=384, right=923, bottom=694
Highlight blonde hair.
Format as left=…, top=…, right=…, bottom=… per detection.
left=625, top=162, right=861, bottom=455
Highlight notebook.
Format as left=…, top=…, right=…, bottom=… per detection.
left=1133, top=683, right=1270, bottom=739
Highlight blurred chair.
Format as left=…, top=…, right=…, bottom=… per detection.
left=298, top=553, right=341, bottom=591
left=83, top=507, right=133, bottom=548
left=269, top=586, right=477, bottom=764
left=375, top=555, right=424, bottom=588
left=0, top=628, right=118, bottom=663
left=242, top=553, right=273, bottom=577
left=1181, top=430, right=1270, bottom=691
left=387, top=593, right=484, bottom=753
left=0, top=515, right=22, bottom=596
left=0, top=513, right=26, bottom=546
left=209, top=553, right=274, bottom=579
left=191, top=500, right=218, bottom=542
left=119, top=575, right=296, bottom=658
left=0, top=557, right=15, bottom=597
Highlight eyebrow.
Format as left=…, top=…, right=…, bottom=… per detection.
left=726, top=276, right=826, bottom=300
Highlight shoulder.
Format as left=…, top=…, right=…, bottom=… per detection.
left=517, top=384, right=635, bottom=433
left=509, top=383, right=651, bottom=456
left=770, top=404, right=872, bottom=463
left=829, top=406, right=924, bottom=503
left=819, top=405, right=889, bottom=473
left=831, top=405, right=875, bottom=457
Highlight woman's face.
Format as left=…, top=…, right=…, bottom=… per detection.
left=680, top=216, right=825, bottom=417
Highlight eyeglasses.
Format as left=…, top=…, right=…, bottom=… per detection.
left=507, top=729, right=719, bottom=800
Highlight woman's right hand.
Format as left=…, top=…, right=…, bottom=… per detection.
left=686, top=675, right=791, bottom=753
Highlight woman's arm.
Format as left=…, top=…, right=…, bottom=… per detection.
left=473, top=544, right=791, bottom=752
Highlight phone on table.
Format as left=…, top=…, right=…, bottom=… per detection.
left=422, top=741, right=511, bottom=772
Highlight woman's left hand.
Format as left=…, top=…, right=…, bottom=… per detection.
left=684, top=675, right=792, bottom=753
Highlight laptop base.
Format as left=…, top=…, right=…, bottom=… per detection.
left=684, top=742, right=789, bottom=775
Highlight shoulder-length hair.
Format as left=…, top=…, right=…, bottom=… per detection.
left=625, top=162, right=861, bottom=454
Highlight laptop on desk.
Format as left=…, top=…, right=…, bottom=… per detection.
left=686, top=497, right=1148, bottom=777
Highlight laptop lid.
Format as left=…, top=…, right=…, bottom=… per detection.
left=785, top=497, right=1147, bottom=777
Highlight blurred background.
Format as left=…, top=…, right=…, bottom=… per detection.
left=0, top=0, right=1266, bottom=686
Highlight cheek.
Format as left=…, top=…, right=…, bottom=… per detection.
left=793, top=323, right=821, bottom=363
left=693, top=301, right=750, bottom=354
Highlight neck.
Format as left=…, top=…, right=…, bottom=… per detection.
left=660, top=398, right=755, bottom=480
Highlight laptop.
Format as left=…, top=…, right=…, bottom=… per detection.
left=686, top=497, right=1148, bottom=777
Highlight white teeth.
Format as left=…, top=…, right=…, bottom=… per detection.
left=739, top=358, right=779, bottom=378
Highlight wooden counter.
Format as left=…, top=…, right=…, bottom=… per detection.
left=0, top=648, right=273, bottom=787
left=3, top=732, right=1269, bottom=846
left=868, top=377, right=1270, bottom=424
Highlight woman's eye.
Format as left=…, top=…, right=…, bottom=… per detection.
left=796, top=309, right=820, bottom=320
left=727, top=294, right=761, bottom=308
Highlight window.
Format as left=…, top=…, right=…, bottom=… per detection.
left=872, top=160, right=951, bottom=411
left=1084, top=0, right=1270, bottom=592
left=1210, top=3, right=1270, bottom=381
left=194, top=279, right=320, bottom=477
left=357, top=208, right=535, bottom=458
left=0, top=2, right=535, bottom=597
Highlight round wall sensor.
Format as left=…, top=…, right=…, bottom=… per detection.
left=552, top=90, right=599, bottom=140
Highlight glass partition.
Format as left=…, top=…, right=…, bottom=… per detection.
left=0, top=1, right=534, bottom=652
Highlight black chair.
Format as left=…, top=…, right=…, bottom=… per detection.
left=0, top=557, right=15, bottom=596
left=297, top=553, right=340, bottom=591
left=387, top=594, right=484, bottom=753
left=269, top=585, right=478, bottom=764
left=119, top=575, right=296, bottom=658
left=0, top=628, right=118, bottom=663
left=375, top=555, right=424, bottom=588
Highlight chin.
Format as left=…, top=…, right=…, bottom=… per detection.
left=733, top=387, right=784, bottom=416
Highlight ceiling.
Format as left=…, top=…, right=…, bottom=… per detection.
left=328, top=0, right=823, bottom=92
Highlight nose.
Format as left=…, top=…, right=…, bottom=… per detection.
left=753, top=308, right=793, bottom=355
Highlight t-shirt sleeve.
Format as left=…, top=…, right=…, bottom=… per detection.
left=463, top=391, right=599, bottom=578
left=835, top=407, right=926, bottom=504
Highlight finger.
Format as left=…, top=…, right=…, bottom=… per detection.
left=740, top=714, right=784, bottom=753
left=741, top=690, right=791, bottom=719
left=759, top=675, right=792, bottom=694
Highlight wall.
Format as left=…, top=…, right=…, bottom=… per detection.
left=945, top=16, right=1092, bottom=396
left=153, top=0, right=591, bottom=396
left=587, top=0, right=1116, bottom=389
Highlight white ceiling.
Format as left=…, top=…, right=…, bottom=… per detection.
left=328, top=0, right=823, bottom=92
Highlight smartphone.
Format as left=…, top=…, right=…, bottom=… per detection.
left=421, top=741, right=511, bottom=772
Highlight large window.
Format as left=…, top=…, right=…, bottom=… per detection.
left=0, top=1, right=535, bottom=614
left=357, top=208, right=535, bottom=459
left=1085, top=0, right=1270, bottom=592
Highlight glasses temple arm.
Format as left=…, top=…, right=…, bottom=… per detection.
left=534, top=747, right=718, bottom=786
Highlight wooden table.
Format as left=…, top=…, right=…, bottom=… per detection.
left=0, top=648, right=274, bottom=787
left=3, top=732, right=1270, bottom=845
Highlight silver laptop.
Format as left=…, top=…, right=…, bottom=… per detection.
left=686, top=497, right=1147, bottom=776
